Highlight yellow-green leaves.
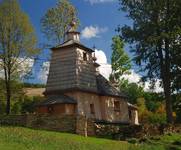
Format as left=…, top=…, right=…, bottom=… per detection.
left=41, top=0, right=80, bottom=46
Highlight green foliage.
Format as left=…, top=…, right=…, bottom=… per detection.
left=41, top=0, right=79, bottom=45
left=11, top=101, right=21, bottom=114
left=119, top=79, right=144, bottom=104
left=23, top=83, right=46, bottom=88
left=21, top=96, right=44, bottom=114
left=136, top=97, right=167, bottom=124
left=0, top=79, right=24, bottom=114
left=127, top=138, right=138, bottom=144
left=0, top=0, right=38, bottom=63
left=0, top=0, right=39, bottom=114
left=172, top=94, right=181, bottom=123
left=147, top=113, right=167, bottom=124
left=117, top=78, right=167, bottom=124
left=143, top=92, right=164, bottom=112
left=0, top=79, right=44, bottom=114
left=11, top=96, right=44, bottom=114
left=110, top=36, right=131, bottom=83
left=118, top=0, right=181, bottom=123
left=118, top=0, right=181, bottom=91
left=137, top=98, right=147, bottom=115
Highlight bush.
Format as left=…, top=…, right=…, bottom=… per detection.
left=147, top=113, right=166, bottom=124
left=9, top=96, right=44, bottom=114
left=21, top=96, right=44, bottom=114
left=127, top=138, right=138, bottom=144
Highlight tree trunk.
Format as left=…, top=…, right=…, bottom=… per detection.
left=5, top=76, right=11, bottom=115
left=163, top=79, right=173, bottom=123
left=4, top=61, right=11, bottom=115
left=164, top=0, right=173, bottom=124
left=6, top=88, right=11, bottom=115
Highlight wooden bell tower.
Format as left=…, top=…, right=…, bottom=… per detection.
left=45, top=21, right=98, bottom=95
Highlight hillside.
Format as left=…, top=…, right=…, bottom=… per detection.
left=24, top=88, right=45, bottom=97
left=0, top=127, right=180, bottom=150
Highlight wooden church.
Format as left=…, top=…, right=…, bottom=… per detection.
left=37, top=21, right=139, bottom=125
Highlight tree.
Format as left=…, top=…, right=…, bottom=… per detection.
left=143, top=92, right=164, bottom=112
left=41, top=0, right=79, bottom=46
left=0, top=0, right=38, bottom=114
left=110, top=35, right=131, bottom=83
left=119, top=80, right=144, bottom=104
left=118, top=0, right=181, bottom=123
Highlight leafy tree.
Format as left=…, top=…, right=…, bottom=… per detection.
left=0, top=0, right=38, bottom=114
left=41, top=0, right=79, bottom=46
left=172, top=94, right=181, bottom=123
left=118, top=0, right=181, bottom=123
left=143, top=92, right=164, bottom=112
left=110, top=35, right=131, bottom=84
left=119, top=79, right=144, bottom=104
left=21, top=96, right=44, bottom=114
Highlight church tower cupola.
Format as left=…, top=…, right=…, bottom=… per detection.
left=66, top=21, right=80, bottom=42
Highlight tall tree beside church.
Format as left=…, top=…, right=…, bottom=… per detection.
left=0, top=0, right=38, bottom=114
left=118, top=0, right=181, bottom=123
left=110, top=35, right=131, bottom=83
left=41, top=0, right=79, bottom=46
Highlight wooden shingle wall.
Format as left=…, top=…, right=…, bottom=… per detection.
left=46, top=46, right=98, bottom=93
left=76, top=48, right=97, bottom=92
left=46, top=47, right=77, bottom=92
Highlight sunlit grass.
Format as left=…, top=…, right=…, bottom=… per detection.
left=0, top=126, right=180, bottom=150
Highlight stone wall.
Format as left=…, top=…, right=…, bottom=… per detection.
left=0, top=115, right=180, bottom=139
left=0, top=114, right=95, bottom=136
left=0, top=114, right=76, bottom=133
left=26, top=114, right=76, bottom=133
left=0, top=115, right=27, bottom=126
left=76, top=115, right=95, bottom=136
left=94, top=123, right=181, bottom=140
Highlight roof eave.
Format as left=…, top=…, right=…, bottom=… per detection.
left=51, top=42, right=94, bottom=53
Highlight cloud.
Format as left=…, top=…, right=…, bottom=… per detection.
left=38, top=61, right=50, bottom=83
left=85, top=0, right=115, bottom=4
left=121, top=70, right=163, bottom=93
left=0, top=58, right=34, bottom=79
left=95, top=49, right=112, bottom=79
left=81, top=26, right=108, bottom=39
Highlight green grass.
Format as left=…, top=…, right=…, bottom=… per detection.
left=0, top=127, right=180, bottom=150
left=145, top=133, right=181, bottom=150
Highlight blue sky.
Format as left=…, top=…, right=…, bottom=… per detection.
left=18, top=0, right=133, bottom=83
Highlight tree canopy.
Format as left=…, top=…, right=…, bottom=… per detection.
left=118, top=0, right=181, bottom=123
left=110, top=35, right=131, bottom=84
left=0, top=0, right=38, bottom=114
left=41, top=0, right=79, bottom=46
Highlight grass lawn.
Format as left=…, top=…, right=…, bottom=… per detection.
left=0, top=126, right=180, bottom=150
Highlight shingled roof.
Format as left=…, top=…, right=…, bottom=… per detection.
left=38, top=95, right=77, bottom=106
left=96, top=74, right=127, bottom=98
left=51, top=40, right=94, bottom=52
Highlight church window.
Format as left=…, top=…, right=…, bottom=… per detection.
left=90, top=103, right=95, bottom=114
left=48, top=106, right=54, bottom=113
left=83, top=52, right=87, bottom=61
left=114, top=101, right=120, bottom=112
left=129, top=110, right=132, bottom=119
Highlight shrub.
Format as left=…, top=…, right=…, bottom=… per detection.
left=147, top=113, right=167, bottom=124
left=127, top=138, right=138, bottom=144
